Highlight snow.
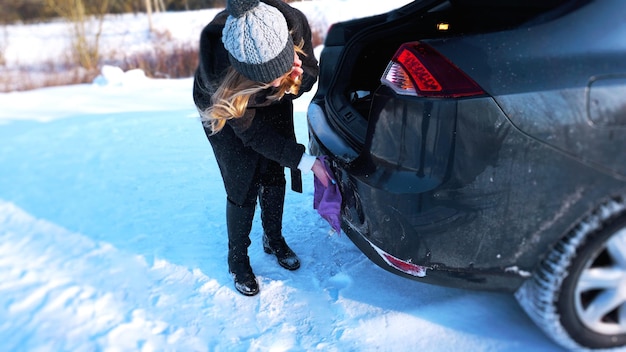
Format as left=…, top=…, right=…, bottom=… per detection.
left=0, top=1, right=566, bottom=351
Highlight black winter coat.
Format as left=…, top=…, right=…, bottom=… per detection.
left=193, top=0, right=319, bottom=205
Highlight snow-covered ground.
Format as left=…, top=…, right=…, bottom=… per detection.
left=0, top=1, right=567, bottom=351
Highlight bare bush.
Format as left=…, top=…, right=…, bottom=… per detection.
left=0, top=26, right=7, bottom=66
left=0, top=59, right=97, bottom=92
left=109, top=42, right=199, bottom=79
left=1, top=39, right=199, bottom=92
left=45, top=0, right=109, bottom=71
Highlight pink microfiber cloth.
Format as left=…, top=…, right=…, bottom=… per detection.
left=313, top=156, right=342, bottom=234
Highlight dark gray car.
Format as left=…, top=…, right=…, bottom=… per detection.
left=307, top=0, right=626, bottom=349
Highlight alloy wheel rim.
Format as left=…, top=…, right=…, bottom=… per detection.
left=575, top=227, right=626, bottom=335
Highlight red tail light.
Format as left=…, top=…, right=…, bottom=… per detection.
left=382, top=42, right=485, bottom=98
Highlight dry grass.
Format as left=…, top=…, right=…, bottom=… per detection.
left=114, top=42, right=199, bottom=79
left=0, top=66, right=97, bottom=92
left=0, top=39, right=199, bottom=92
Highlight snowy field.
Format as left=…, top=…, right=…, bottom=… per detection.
left=0, top=1, right=568, bottom=351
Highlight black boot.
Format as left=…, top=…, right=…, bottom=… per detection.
left=226, top=200, right=259, bottom=296
left=259, top=185, right=300, bottom=271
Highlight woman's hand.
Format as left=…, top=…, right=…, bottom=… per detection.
left=290, top=52, right=304, bottom=80
left=312, top=158, right=335, bottom=187
left=270, top=52, right=304, bottom=88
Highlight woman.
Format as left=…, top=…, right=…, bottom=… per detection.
left=193, top=0, right=332, bottom=296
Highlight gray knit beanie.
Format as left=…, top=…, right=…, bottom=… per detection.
left=222, top=0, right=294, bottom=83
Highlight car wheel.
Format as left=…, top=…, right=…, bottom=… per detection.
left=515, top=196, right=626, bottom=350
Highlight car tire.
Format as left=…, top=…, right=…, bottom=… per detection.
left=515, top=196, right=626, bottom=350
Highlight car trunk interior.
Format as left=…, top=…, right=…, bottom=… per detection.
left=322, top=0, right=572, bottom=150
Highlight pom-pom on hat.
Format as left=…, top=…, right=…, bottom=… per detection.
left=222, top=0, right=294, bottom=83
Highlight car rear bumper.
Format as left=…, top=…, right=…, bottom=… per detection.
left=308, top=100, right=528, bottom=291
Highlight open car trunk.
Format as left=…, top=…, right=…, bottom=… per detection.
left=313, top=0, right=572, bottom=155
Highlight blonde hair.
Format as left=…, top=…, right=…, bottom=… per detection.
left=201, top=44, right=305, bottom=134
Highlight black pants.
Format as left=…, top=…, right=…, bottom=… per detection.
left=229, top=157, right=286, bottom=208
